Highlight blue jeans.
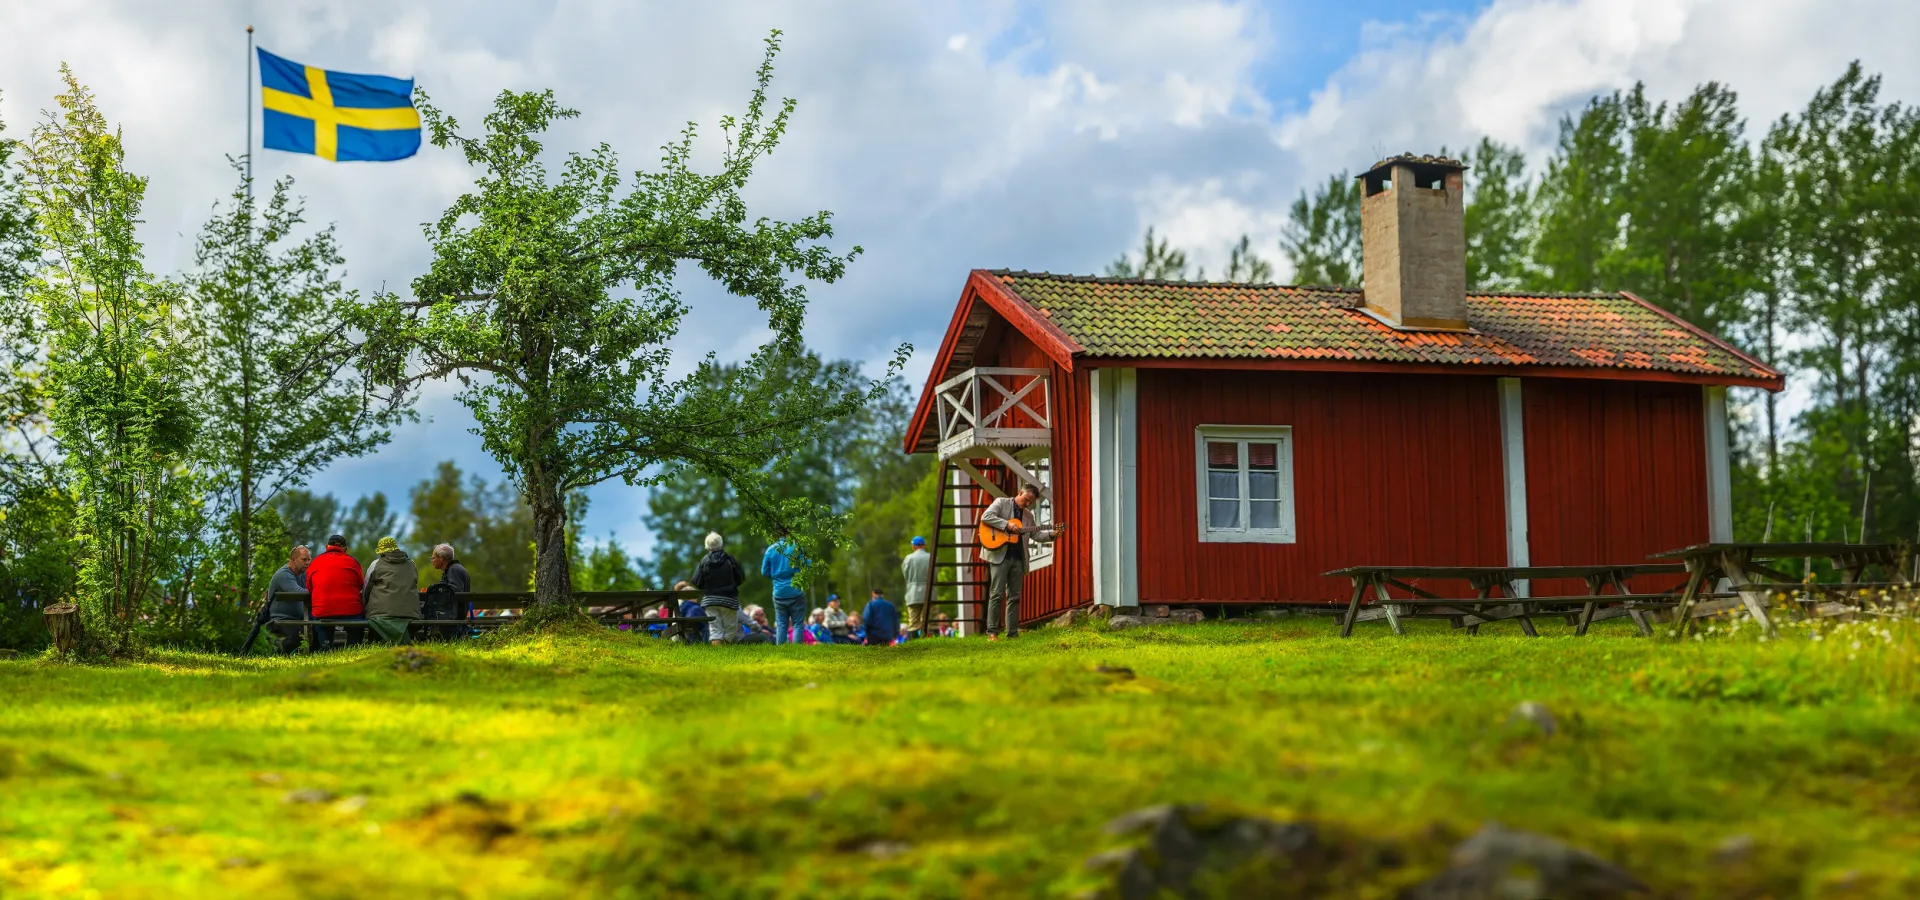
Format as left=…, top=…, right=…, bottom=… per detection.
left=774, top=597, right=806, bottom=645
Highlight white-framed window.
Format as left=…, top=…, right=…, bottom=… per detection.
left=1019, top=450, right=1055, bottom=571
left=1194, top=426, right=1296, bottom=543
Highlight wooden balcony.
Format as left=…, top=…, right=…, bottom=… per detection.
left=935, top=367, right=1052, bottom=460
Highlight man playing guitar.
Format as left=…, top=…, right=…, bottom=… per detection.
left=977, top=483, right=1067, bottom=640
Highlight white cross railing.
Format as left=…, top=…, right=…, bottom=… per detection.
left=934, top=367, right=1051, bottom=460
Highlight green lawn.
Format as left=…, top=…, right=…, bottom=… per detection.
left=1, top=615, right=1916, bottom=898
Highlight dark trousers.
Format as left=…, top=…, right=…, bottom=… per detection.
left=313, top=616, right=366, bottom=651
left=270, top=621, right=308, bottom=655
left=986, top=555, right=1026, bottom=636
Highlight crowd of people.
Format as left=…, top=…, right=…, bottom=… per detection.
left=258, top=480, right=1059, bottom=653
left=261, top=533, right=468, bottom=654
left=633, top=531, right=953, bottom=646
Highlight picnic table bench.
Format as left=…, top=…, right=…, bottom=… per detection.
left=1326, top=563, right=1692, bottom=638
left=252, top=588, right=710, bottom=650
left=1649, top=542, right=1914, bottom=638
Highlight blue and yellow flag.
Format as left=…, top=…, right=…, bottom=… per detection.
left=258, top=48, right=420, bottom=162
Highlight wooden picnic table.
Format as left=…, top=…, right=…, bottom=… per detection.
left=1325, top=563, right=1689, bottom=638
left=258, top=589, right=708, bottom=648
left=1648, top=542, right=1913, bottom=637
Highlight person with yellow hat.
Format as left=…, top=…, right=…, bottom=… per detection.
left=361, top=536, right=421, bottom=644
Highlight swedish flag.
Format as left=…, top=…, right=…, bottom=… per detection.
left=258, top=48, right=420, bottom=162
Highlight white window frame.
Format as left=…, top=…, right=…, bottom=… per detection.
left=1194, top=425, right=1296, bottom=544
left=1017, top=447, right=1055, bottom=571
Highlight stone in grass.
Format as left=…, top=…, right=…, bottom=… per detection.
left=1108, top=615, right=1147, bottom=631
left=1145, top=605, right=1171, bottom=618
left=1094, top=665, right=1135, bottom=679
left=1168, top=609, right=1205, bottom=625
left=1253, top=607, right=1295, bottom=620
left=1509, top=701, right=1557, bottom=737
left=1406, top=822, right=1647, bottom=899
left=1085, top=805, right=1325, bottom=900
left=1049, top=607, right=1093, bottom=629
left=283, top=788, right=336, bottom=804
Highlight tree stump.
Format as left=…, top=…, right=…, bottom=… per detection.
left=45, top=603, right=82, bottom=654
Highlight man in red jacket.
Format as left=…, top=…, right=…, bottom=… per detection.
left=306, top=534, right=367, bottom=650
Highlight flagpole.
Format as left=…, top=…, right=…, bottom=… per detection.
left=245, top=25, right=254, bottom=204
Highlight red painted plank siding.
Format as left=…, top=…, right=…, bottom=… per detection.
left=1522, top=380, right=1707, bottom=595
left=1132, top=369, right=1510, bottom=604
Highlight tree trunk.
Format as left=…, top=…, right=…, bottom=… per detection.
left=45, top=603, right=83, bottom=654
left=531, top=482, right=573, bottom=606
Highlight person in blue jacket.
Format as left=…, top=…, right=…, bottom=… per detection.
left=861, top=588, right=900, bottom=647
left=761, top=533, right=809, bottom=644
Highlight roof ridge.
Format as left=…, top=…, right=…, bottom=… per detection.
left=987, top=269, right=1364, bottom=292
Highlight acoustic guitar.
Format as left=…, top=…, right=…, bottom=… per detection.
left=977, top=517, right=1068, bottom=550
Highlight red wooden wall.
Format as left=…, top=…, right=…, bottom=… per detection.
left=1522, top=379, right=1708, bottom=595
left=962, top=321, right=1709, bottom=618
left=1133, top=369, right=1510, bottom=604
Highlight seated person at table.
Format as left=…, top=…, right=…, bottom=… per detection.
left=861, top=588, right=900, bottom=647
left=264, top=545, right=314, bottom=655
left=429, top=543, right=471, bottom=592
left=307, top=535, right=367, bottom=650
left=361, top=537, right=421, bottom=644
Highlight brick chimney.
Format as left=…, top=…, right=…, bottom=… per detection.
left=1357, top=154, right=1469, bottom=331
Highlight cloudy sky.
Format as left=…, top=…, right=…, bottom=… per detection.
left=3, top=0, right=1916, bottom=560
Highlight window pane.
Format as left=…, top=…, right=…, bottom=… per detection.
left=1207, top=441, right=1239, bottom=467
left=1248, top=471, right=1279, bottom=500
left=1248, top=442, right=1278, bottom=469
left=1249, top=500, right=1281, bottom=530
left=1209, top=499, right=1239, bottom=529
left=1207, top=471, right=1240, bottom=500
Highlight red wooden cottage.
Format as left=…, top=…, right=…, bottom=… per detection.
left=904, top=155, right=1782, bottom=628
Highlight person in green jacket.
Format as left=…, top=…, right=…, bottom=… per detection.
left=361, top=537, right=421, bottom=644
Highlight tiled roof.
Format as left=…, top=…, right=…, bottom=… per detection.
left=985, top=271, right=1779, bottom=384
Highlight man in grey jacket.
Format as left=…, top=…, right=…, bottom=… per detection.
left=264, top=546, right=314, bottom=655
left=900, top=536, right=932, bottom=638
left=979, top=484, right=1063, bottom=639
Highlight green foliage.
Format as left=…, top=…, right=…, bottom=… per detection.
left=1462, top=138, right=1534, bottom=290
left=1220, top=234, right=1273, bottom=284
left=185, top=165, right=405, bottom=612
left=18, top=68, right=198, bottom=656
left=574, top=537, right=645, bottom=592
left=825, top=379, right=938, bottom=600
left=642, top=351, right=874, bottom=603
left=403, top=459, right=537, bottom=591
left=1105, top=225, right=1190, bottom=280
left=351, top=33, right=900, bottom=606
left=271, top=488, right=339, bottom=550
left=337, top=491, right=398, bottom=559
left=1279, top=172, right=1362, bottom=285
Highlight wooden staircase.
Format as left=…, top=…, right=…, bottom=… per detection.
left=918, top=456, right=1012, bottom=635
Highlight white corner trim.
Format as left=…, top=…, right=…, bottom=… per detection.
left=1704, top=385, right=1733, bottom=542
left=1497, top=378, right=1530, bottom=597
left=1090, top=369, right=1139, bottom=606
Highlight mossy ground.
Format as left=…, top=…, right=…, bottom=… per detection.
left=1, top=615, right=1916, bottom=898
